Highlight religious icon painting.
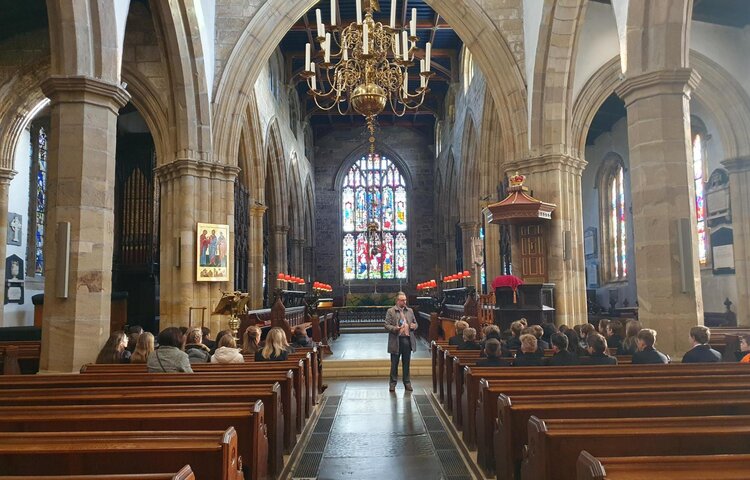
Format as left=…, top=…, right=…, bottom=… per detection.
left=196, top=222, right=230, bottom=282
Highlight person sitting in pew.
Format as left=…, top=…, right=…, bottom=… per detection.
left=148, top=327, right=193, bottom=373
left=506, top=321, right=525, bottom=351
left=682, top=326, right=722, bottom=363
left=544, top=332, right=580, bottom=366
left=449, top=320, right=469, bottom=347
left=459, top=327, right=483, bottom=350
left=529, top=324, right=549, bottom=350
left=211, top=334, right=244, bottom=363
left=130, top=332, right=154, bottom=363
left=96, top=331, right=131, bottom=364
left=184, top=328, right=211, bottom=363
left=617, top=319, right=642, bottom=355
left=632, top=328, right=670, bottom=364
left=581, top=333, right=618, bottom=365
left=291, top=326, right=314, bottom=348
left=476, top=339, right=506, bottom=367
left=126, top=325, right=143, bottom=353
left=597, top=319, right=611, bottom=337
left=563, top=328, right=585, bottom=357
left=256, top=327, right=295, bottom=361
left=201, top=326, right=216, bottom=352
left=241, top=325, right=263, bottom=354
left=513, top=334, right=544, bottom=366
left=739, top=335, right=750, bottom=363
left=605, top=320, right=625, bottom=352
left=578, top=323, right=596, bottom=354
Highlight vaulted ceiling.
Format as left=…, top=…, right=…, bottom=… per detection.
left=278, top=0, right=463, bottom=140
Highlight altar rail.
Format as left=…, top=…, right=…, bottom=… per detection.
left=334, top=306, right=390, bottom=325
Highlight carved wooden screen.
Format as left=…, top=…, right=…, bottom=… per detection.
left=234, top=178, right=249, bottom=292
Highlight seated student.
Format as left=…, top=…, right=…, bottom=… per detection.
left=201, top=326, right=216, bottom=352
left=147, top=327, right=193, bottom=373
left=506, top=321, right=524, bottom=351
left=597, top=319, right=611, bottom=337
left=617, top=319, right=642, bottom=355
left=291, top=326, right=314, bottom=348
left=544, top=332, right=580, bottom=366
left=184, top=328, right=211, bottom=363
left=476, top=339, right=506, bottom=367
left=682, top=326, right=722, bottom=363
left=581, top=333, right=618, bottom=365
left=606, top=320, right=624, bottom=351
left=529, top=324, right=549, bottom=351
left=458, top=327, right=482, bottom=350
left=513, top=334, right=544, bottom=366
left=126, top=325, right=144, bottom=353
left=449, top=320, right=469, bottom=347
left=211, top=334, right=244, bottom=363
left=737, top=334, right=750, bottom=363
left=130, top=332, right=154, bottom=363
left=632, top=328, right=670, bottom=364
left=96, top=331, right=131, bottom=364
left=578, top=323, right=596, bottom=354
left=256, top=327, right=294, bottom=361
left=241, top=325, right=262, bottom=354
left=212, top=330, right=232, bottom=355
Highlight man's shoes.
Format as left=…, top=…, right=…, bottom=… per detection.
left=404, top=383, right=413, bottom=392
left=389, top=384, right=396, bottom=392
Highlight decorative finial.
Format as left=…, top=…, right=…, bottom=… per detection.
left=509, top=172, right=525, bottom=187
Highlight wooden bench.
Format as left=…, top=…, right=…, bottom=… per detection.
left=494, top=389, right=750, bottom=480
left=0, top=402, right=268, bottom=480
left=0, top=383, right=285, bottom=477
left=0, top=341, right=41, bottom=375
left=0, top=428, right=243, bottom=479
left=521, top=415, right=750, bottom=480
left=0, top=465, right=195, bottom=479
left=576, top=451, right=750, bottom=480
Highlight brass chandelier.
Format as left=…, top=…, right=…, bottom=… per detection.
left=302, top=0, right=433, bottom=151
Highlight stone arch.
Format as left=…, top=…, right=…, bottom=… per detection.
left=333, top=143, right=414, bottom=192
left=211, top=0, right=528, bottom=171
left=303, top=175, right=315, bottom=279
left=46, top=0, right=120, bottom=81
left=529, top=0, right=588, bottom=153
left=238, top=92, right=264, bottom=199
left=458, top=113, right=480, bottom=224
left=264, top=118, right=289, bottom=228
left=287, top=153, right=305, bottom=241
left=120, top=65, right=170, bottom=166
left=444, top=149, right=459, bottom=271
left=571, top=56, right=622, bottom=156
left=625, top=0, right=691, bottom=75
left=149, top=0, right=212, bottom=158
left=0, top=60, right=49, bottom=170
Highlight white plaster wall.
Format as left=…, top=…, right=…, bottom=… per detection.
left=198, top=0, right=216, bottom=101
left=3, top=128, right=39, bottom=327
left=582, top=117, right=637, bottom=309
left=573, top=2, right=620, bottom=102
left=611, top=0, right=628, bottom=73
left=114, top=0, right=131, bottom=79
left=691, top=22, right=750, bottom=99
left=523, top=0, right=544, bottom=145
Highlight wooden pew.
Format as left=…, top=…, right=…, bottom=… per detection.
left=0, top=384, right=285, bottom=477
left=472, top=365, right=750, bottom=475
left=576, top=451, right=750, bottom=480
left=0, top=428, right=243, bottom=479
left=0, top=402, right=268, bottom=480
left=0, top=464, right=195, bottom=479
left=0, top=341, right=41, bottom=375
left=521, top=415, right=750, bottom=480
left=494, top=389, right=750, bottom=480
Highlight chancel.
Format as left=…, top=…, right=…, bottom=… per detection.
left=1, top=0, right=750, bottom=478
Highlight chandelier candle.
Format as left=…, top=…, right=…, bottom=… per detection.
left=331, top=0, right=336, bottom=26
left=316, top=9, right=324, bottom=38
left=356, top=0, right=362, bottom=24
left=390, top=0, right=396, bottom=28
left=410, top=9, right=417, bottom=37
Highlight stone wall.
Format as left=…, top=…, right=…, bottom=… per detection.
left=313, top=127, right=436, bottom=296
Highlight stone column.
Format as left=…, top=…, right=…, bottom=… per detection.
left=460, top=221, right=480, bottom=288
left=156, top=159, right=239, bottom=332
left=248, top=205, right=267, bottom=309
left=0, top=168, right=16, bottom=322
left=722, top=156, right=750, bottom=326
left=39, top=76, right=130, bottom=372
left=616, top=69, right=703, bottom=355
left=505, top=155, right=588, bottom=327
left=290, top=238, right=305, bottom=277
left=270, top=225, right=289, bottom=282
left=303, top=245, right=315, bottom=282
left=482, top=209, right=502, bottom=290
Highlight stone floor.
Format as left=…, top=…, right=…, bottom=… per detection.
left=289, top=333, right=474, bottom=480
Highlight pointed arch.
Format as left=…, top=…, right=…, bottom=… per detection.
left=238, top=92, right=264, bottom=199
left=458, top=113, right=480, bottom=223
left=571, top=56, right=622, bottom=156
left=287, top=153, right=305, bottom=241
left=264, top=118, right=288, bottom=228
left=120, top=65, right=169, bottom=166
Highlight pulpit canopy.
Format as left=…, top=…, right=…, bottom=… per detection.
left=485, top=173, right=556, bottom=225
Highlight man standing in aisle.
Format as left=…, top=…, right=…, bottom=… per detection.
left=385, top=292, right=417, bottom=392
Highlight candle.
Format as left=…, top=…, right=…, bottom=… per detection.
left=403, top=71, right=408, bottom=96
left=390, top=0, right=396, bottom=28
left=411, top=8, right=417, bottom=37
left=310, top=63, right=317, bottom=89
left=305, top=43, right=311, bottom=71
left=343, top=47, right=348, bottom=61
left=316, top=9, right=324, bottom=37
left=420, top=60, right=425, bottom=87
left=394, top=33, right=400, bottom=57
left=425, top=42, right=431, bottom=72
left=325, top=33, right=331, bottom=63
left=356, top=0, right=362, bottom=24
left=402, top=31, right=408, bottom=61
left=331, top=0, right=336, bottom=26
left=363, top=23, right=369, bottom=54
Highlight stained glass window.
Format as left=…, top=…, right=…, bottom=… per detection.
left=341, top=153, right=408, bottom=280
left=603, top=161, right=627, bottom=281
left=28, top=125, right=48, bottom=276
left=693, top=133, right=708, bottom=265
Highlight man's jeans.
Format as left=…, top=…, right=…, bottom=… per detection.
left=390, top=336, right=412, bottom=386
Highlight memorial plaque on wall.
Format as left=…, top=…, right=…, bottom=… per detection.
left=7, top=213, right=21, bottom=246
left=4, top=254, right=24, bottom=304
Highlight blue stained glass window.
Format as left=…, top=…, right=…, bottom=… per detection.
left=342, top=153, right=407, bottom=280
left=34, top=127, right=47, bottom=275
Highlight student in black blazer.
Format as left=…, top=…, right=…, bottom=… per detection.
left=448, top=320, right=469, bottom=348
left=632, top=328, right=670, bottom=364
left=581, top=333, right=618, bottom=365
left=458, top=327, right=483, bottom=350
left=682, top=326, right=722, bottom=363
left=513, top=334, right=544, bottom=366
left=544, top=332, right=580, bottom=366
left=476, top=339, right=507, bottom=367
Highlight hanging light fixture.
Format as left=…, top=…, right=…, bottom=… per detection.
left=302, top=0, right=433, bottom=151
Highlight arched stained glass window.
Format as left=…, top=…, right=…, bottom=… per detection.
left=27, top=123, right=48, bottom=276
left=693, top=133, right=708, bottom=265
left=342, top=153, right=407, bottom=280
left=599, top=156, right=627, bottom=282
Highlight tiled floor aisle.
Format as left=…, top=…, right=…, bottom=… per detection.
left=291, top=380, right=472, bottom=480
left=324, top=332, right=431, bottom=360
